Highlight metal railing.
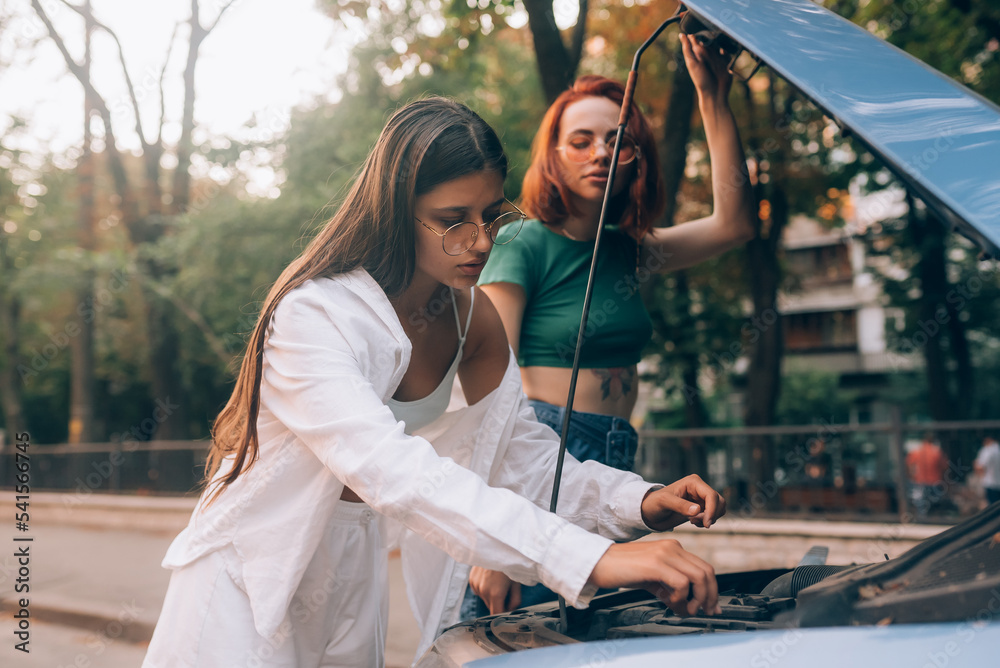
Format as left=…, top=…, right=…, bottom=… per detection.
left=0, top=439, right=211, bottom=496
left=4, top=418, right=999, bottom=521
left=637, top=417, right=1000, bottom=522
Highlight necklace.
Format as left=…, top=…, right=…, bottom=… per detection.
left=560, top=226, right=581, bottom=241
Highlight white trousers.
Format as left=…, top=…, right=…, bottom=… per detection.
left=142, top=501, right=389, bottom=668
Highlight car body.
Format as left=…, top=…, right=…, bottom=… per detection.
left=414, top=0, right=1000, bottom=665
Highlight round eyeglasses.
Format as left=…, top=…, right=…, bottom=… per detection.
left=417, top=201, right=526, bottom=256
left=557, top=133, right=639, bottom=165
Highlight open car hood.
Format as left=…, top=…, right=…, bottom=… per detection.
left=682, top=0, right=1000, bottom=257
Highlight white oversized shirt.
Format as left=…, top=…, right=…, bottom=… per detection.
left=161, top=269, right=659, bottom=657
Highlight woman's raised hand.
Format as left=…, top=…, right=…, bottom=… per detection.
left=680, top=32, right=733, bottom=104
left=588, top=539, right=721, bottom=617
left=640, top=474, right=727, bottom=531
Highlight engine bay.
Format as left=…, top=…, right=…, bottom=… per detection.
left=467, top=502, right=1000, bottom=653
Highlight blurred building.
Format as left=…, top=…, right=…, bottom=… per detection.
left=634, top=195, right=920, bottom=430
left=779, top=211, right=917, bottom=423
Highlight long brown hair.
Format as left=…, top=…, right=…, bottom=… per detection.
left=521, top=75, right=664, bottom=240
left=203, top=97, right=508, bottom=505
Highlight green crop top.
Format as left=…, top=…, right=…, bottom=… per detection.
left=479, top=219, right=654, bottom=369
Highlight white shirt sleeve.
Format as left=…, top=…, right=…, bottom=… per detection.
left=490, top=392, right=661, bottom=542
left=260, top=287, right=612, bottom=606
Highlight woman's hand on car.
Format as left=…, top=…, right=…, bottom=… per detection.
left=469, top=566, right=522, bottom=615
left=588, top=539, right=721, bottom=617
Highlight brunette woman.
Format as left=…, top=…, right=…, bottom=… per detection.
left=142, top=97, right=726, bottom=668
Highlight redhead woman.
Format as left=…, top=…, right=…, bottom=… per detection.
left=468, top=35, right=754, bottom=616
left=141, top=97, right=726, bottom=668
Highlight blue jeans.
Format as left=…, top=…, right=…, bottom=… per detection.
left=459, top=400, right=638, bottom=620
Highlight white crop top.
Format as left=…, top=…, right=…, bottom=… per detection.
left=387, top=287, right=474, bottom=434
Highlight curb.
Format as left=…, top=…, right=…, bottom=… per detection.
left=0, top=596, right=157, bottom=644
left=1, top=490, right=197, bottom=533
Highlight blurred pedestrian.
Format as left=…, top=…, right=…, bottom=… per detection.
left=906, top=432, right=949, bottom=518
left=975, top=436, right=1000, bottom=505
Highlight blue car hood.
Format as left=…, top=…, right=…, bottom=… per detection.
left=682, top=0, right=1000, bottom=256
left=469, top=621, right=1000, bottom=667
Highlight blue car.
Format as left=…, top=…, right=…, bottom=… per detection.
left=415, top=0, right=1000, bottom=665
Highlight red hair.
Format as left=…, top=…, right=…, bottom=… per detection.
left=521, top=75, right=665, bottom=240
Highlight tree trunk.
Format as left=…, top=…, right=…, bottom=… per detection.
left=521, top=0, right=578, bottom=103
left=144, top=280, right=188, bottom=439
left=171, top=0, right=207, bottom=214
left=659, top=45, right=696, bottom=228
left=932, top=215, right=975, bottom=419
left=660, top=42, right=701, bottom=429
left=0, top=284, right=25, bottom=442
left=144, top=0, right=215, bottom=440
left=744, top=183, right=785, bottom=430
left=656, top=45, right=708, bottom=473
left=678, top=273, right=708, bottom=479
left=742, top=185, right=785, bottom=507
left=910, top=199, right=958, bottom=421
left=740, top=77, right=787, bottom=506
left=69, top=1, right=97, bottom=444
left=944, top=295, right=974, bottom=419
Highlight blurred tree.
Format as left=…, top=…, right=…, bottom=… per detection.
left=0, top=133, right=29, bottom=441
left=31, top=0, right=238, bottom=439
left=68, top=0, right=97, bottom=443
left=775, top=370, right=854, bottom=426
left=0, top=143, right=90, bottom=444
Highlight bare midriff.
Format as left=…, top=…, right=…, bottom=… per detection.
left=520, top=364, right=639, bottom=419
